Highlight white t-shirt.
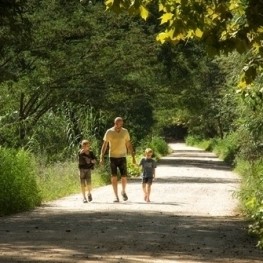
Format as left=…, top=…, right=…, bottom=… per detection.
left=103, top=127, right=130, bottom=158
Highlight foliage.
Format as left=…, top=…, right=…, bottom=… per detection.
left=213, top=133, right=240, bottom=165
left=0, top=0, right=161, bottom=154
left=186, top=135, right=215, bottom=151
left=236, top=158, right=263, bottom=248
left=0, top=148, right=41, bottom=216
left=36, top=161, right=79, bottom=201
left=138, top=135, right=169, bottom=159
left=104, top=0, right=263, bottom=91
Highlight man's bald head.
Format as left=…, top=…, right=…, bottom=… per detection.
left=114, top=117, right=123, bottom=123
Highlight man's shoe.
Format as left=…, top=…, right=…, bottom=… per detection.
left=121, top=192, right=128, bottom=201
left=83, top=198, right=88, bottom=203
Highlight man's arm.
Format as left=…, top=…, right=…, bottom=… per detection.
left=100, top=141, right=108, bottom=164
left=126, top=140, right=136, bottom=164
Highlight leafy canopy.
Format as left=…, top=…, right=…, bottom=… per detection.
left=104, top=0, right=263, bottom=91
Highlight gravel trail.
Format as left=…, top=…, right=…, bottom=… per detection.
left=1, top=143, right=263, bottom=263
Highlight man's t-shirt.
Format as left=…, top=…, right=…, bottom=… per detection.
left=103, top=127, right=130, bottom=158
left=139, top=158, right=156, bottom=178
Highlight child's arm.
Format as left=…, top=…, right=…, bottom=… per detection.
left=153, top=160, right=157, bottom=180
left=91, top=151, right=97, bottom=164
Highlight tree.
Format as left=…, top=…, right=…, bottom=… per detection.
left=104, top=0, right=263, bottom=91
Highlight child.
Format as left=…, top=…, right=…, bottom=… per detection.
left=139, top=148, right=156, bottom=202
left=78, top=140, right=97, bottom=203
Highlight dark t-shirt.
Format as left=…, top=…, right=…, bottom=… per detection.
left=78, top=150, right=96, bottom=169
left=139, top=158, right=156, bottom=178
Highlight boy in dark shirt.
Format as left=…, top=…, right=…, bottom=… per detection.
left=78, top=140, right=97, bottom=203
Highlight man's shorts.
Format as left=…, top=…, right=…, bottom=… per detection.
left=110, top=157, right=127, bottom=177
left=79, top=169, right=91, bottom=185
left=142, top=177, right=153, bottom=185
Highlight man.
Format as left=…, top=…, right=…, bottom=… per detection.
left=100, top=117, right=136, bottom=202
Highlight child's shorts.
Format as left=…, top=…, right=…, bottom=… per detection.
left=142, top=177, right=153, bottom=185
left=79, top=169, right=91, bottom=185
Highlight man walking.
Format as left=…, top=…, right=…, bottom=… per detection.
left=100, top=117, right=136, bottom=202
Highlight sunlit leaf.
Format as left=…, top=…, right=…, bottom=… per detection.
left=160, top=13, right=174, bottom=25
left=156, top=32, right=169, bottom=44
left=105, top=0, right=114, bottom=10
left=195, top=28, right=203, bottom=38
left=139, top=5, right=149, bottom=20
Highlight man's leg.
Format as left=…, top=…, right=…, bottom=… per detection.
left=121, top=176, right=127, bottom=193
left=120, top=158, right=128, bottom=201
left=111, top=175, right=118, bottom=196
left=110, top=158, right=119, bottom=202
left=111, top=175, right=119, bottom=201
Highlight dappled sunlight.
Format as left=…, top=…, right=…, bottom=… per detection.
left=1, top=211, right=263, bottom=262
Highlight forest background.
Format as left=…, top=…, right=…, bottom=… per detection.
left=0, top=0, right=262, bottom=247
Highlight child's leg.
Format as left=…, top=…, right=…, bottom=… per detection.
left=86, top=170, right=92, bottom=201
left=142, top=183, right=147, bottom=201
left=87, top=183, right=92, bottom=201
left=87, top=183, right=92, bottom=195
left=81, top=183, right=87, bottom=199
left=146, top=183, right=152, bottom=202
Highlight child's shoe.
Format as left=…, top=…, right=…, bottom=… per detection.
left=87, top=194, right=92, bottom=202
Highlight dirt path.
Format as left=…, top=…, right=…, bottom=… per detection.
left=1, top=143, right=263, bottom=263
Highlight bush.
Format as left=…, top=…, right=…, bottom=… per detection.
left=0, top=148, right=41, bottom=216
left=236, top=158, right=263, bottom=248
left=186, top=135, right=217, bottom=151
left=136, top=135, right=169, bottom=160
left=213, top=133, right=239, bottom=165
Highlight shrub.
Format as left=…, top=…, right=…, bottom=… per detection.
left=137, top=135, right=169, bottom=160
left=186, top=136, right=217, bottom=151
left=0, top=148, right=41, bottom=216
left=213, top=133, right=239, bottom=165
left=236, top=158, right=263, bottom=248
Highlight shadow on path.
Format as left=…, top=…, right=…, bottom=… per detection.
left=159, top=149, right=233, bottom=171
left=1, top=210, right=263, bottom=262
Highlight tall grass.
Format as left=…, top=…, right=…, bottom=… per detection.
left=36, top=161, right=110, bottom=202
left=0, top=148, right=41, bottom=216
